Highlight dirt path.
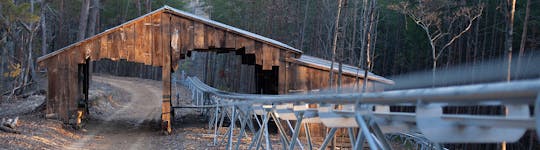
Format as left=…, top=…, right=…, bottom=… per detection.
left=89, top=76, right=162, bottom=122
left=67, top=75, right=163, bottom=150
left=1, top=75, right=270, bottom=149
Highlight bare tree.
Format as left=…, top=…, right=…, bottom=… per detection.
left=390, top=0, right=483, bottom=84
left=298, top=0, right=309, bottom=50
left=505, top=0, right=517, bottom=82
left=77, top=0, right=90, bottom=41
left=40, top=0, right=47, bottom=56
left=329, top=0, right=343, bottom=89
left=516, top=0, right=531, bottom=77
left=502, top=0, right=517, bottom=149
left=145, top=0, right=152, bottom=13
left=87, top=0, right=99, bottom=36
left=136, top=0, right=142, bottom=16
left=363, top=0, right=377, bottom=92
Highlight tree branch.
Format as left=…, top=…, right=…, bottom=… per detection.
left=436, top=7, right=483, bottom=59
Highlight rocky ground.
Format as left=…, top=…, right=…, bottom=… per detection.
left=1, top=75, right=380, bottom=150
left=0, top=75, right=234, bottom=149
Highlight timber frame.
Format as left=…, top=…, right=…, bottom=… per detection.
left=37, top=6, right=392, bottom=134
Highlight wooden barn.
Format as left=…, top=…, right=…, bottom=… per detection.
left=36, top=6, right=393, bottom=133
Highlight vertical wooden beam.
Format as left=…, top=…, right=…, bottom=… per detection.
left=143, top=17, right=153, bottom=65
left=83, top=43, right=92, bottom=62
left=225, top=32, right=236, bottom=48
left=152, top=14, right=162, bottom=66
left=99, top=35, right=108, bottom=59
left=46, top=57, right=58, bottom=117
left=68, top=49, right=81, bottom=126
left=255, top=42, right=263, bottom=66
left=60, top=53, right=70, bottom=121
left=134, top=20, right=146, bottom=63
left=213, top=28, right=225, bottom=48
left=237, top=36, right=255, bottom=53
left=161, top=13, right=172, bottom=134
left=170, top=17, right=181, bottom=70
left=193, top=22, right=206, bottom=49
left=126, top=24, right=136, bottom=61
left=205, top=26, right=215, bottom=48
left=179, top=18, right=193, bottom=53
left=272, top=49, right=280, bottom=66
left=90, top=38, right=100, bottom=61
left=278, top=51, right=287, bottom=94
left=118, top=27, right=127, bottom=60
left=262, top=44, right=270, bottom=70
left=297, top=66, right=308, bottom=91
left=108, top=33, right=118, bottom=61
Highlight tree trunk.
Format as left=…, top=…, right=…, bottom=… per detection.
left=56, top=0, right=67, bottom=48
left=505, top=0, right=516, bottom=82
left=87, top=0, right=100, bottom=36
left=137, top=0, right=142, bottom=16
left=298, top=0, right=309, bottom=50
left=503, top=1, right=517, bottom=149
left=40, top=0, right=47, bottom=56
left=77, top=0, right=91, bottom=41
left=516, top=0, right=531, bottom=77
left=25, top=31, right=36, bottom=92
left=363, top=0, right=376, bottom=92
left=145, top=0, right=152, bottom=13
left=23, top=0, right=37, bottom=93
left=0, top=37, right=6, bottom=95
left=349, top=0, right=359, bottom=65
left=357, top=0, right=368, bottom=87
left=328, top=0, right=343, bottom=89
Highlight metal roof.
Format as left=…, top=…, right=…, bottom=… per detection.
left=293, top=55, right=394, bottom=84
left=162, top=6, right=302, bottom=53
left=38, top=5, right=302, bottom=62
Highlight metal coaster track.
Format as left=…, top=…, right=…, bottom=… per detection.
left=174, top=76, right=540, bottom=150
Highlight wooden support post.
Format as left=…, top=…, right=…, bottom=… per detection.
left=161, top=65, right=172, bottom=134
left=161, top=13, right=172, bottom=134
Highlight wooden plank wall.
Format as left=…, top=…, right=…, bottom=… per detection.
left=40, top=48, right=84, bottom=122
left=285, top=64, right=382, bottom=137
left=189, top=51, right=257, bottom=94
left=168, top=13, right=283, bottom=72
left=38, top=9, right=389, bottom=138
left=38, top=11, right=290, bottom=124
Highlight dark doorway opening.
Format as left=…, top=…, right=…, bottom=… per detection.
left=255, top=65, right=279, bottom=94
left=78, top=59, right=90, bottom=116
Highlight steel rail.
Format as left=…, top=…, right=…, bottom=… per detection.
left=180, top=77, right=540, bottom=106
left=176, top=76, right=540, bottom=149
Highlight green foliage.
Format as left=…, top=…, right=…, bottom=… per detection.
left=3, top=63, right=21, bottom=78
left=0, top=0, right=40, bottom=28
left=101, top=0, right=186, bottom=29
left=152, top=0, right=186, bottom=11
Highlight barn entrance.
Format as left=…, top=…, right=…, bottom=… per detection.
left=187, top=48, right=279, bottom=95
left=256, top=65, right=279, bottom=94
left=36, top=6, right=302, bottom=134
left=73, top=58, right=168, bottom=132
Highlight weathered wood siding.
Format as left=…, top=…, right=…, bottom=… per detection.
left=37, top=9, right=298, bottom=125
left=36, top=7, right=389, bottom=137
left=281, top=62, right=386, bottom=137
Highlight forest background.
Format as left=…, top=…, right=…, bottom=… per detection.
left=1, top=0, right=538, bottom=97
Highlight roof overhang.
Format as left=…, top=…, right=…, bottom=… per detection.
left=38, top=5, right=302, bottom=63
